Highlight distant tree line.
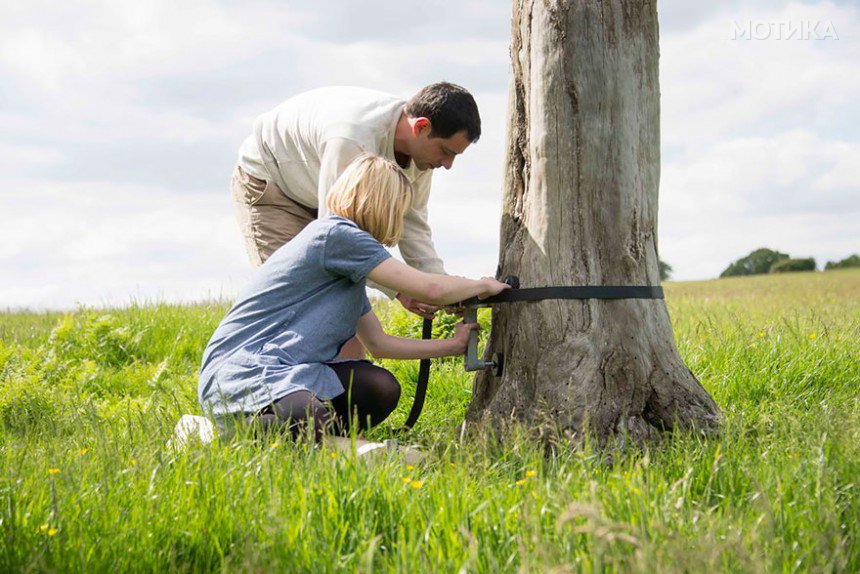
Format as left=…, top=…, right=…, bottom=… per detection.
left=825, top=254, right=860, bottom=270
left=720, top=248, right=860, bottom=278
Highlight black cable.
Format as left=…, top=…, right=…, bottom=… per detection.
left=398, top=317, right=433, bottom=431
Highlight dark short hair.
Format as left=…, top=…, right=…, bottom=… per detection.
left=405, top=82, right=481, bottom=142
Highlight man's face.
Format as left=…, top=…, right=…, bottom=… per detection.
left=411, top=124, right=472, bottom=171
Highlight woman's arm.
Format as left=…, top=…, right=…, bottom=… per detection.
left=355, top=311, right=478, bottom=360
left=366, top=258, right=510, bottom=306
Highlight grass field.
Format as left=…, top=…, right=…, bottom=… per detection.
left=1, top=270, right=858, bottom=572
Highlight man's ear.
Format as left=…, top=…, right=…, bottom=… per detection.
left=412, top=117, right=431, bottom=136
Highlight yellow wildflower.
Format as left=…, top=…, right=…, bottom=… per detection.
left=809, top=333, right=817, bottom=340
left=47, top=468, right=60, bottom=474
left=48, top=528, right=58, bottom=536
left=401, top=477, right=411, bottom=483
left=130, top=459, right=137, bottom=466
left=270, top=442, right=280, bottom=449
left=516, top=479, right=527, bottom=486
left=405, top=465, right=414, bottom=471
left=410, top=480, right=424, bottom=489
left=78, top=448, right=89, bottom=455
left=525, top=470, right=537, bottom=477
left=38, top=524, right=49, bottom=532
left=757, top=332, right=765, bottom=338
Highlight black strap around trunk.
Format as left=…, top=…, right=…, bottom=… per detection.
left=455, top=285, right=663, bottom=307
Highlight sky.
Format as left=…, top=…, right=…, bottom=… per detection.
left=1, top=0, right=857, bottom=310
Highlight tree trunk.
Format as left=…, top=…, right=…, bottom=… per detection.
left=466, top=0, right=721, bottom=443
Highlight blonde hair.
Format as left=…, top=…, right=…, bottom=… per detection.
left=326, top=154, right=413, bottom=246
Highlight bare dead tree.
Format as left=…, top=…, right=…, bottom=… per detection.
left=467, top=0, right=721, bottom=444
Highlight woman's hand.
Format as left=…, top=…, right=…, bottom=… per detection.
left=477, top=277, right=512, bottom=300
left=449, top=321, right=480, bottom=355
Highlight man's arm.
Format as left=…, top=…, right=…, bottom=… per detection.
left=391, top=172, right=447, bottom=314
left=397, top=172, right=445, bottom=274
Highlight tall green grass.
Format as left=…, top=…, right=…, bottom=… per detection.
left=1, top=270, right=858, bottom=572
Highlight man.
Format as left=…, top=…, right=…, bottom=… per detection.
left=231, top=82, right=481, bottom=356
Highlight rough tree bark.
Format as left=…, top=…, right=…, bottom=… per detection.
left=466, top=0, right=721, bottom=443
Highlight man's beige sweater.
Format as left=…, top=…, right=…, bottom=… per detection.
left=238, top=86, right=446, bottom=297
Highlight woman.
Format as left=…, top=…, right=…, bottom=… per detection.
left=198, top=154, right=509, bottom=439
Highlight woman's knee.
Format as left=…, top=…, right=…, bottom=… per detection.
left=330, top=361, right=401, bottom=423
left=368, top=366, right=401, bottom=414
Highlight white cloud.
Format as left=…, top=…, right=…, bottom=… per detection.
left=0, top=1, right=312, bottom=84
left=662, top=131, right=860, bottom=221
left=661, top=211, right=856, bottom=279
left=661, top=1, right=860, bottom=149
left=0, top=179, right=251, bottom=309
left=658, top=1, right=859, bottom=278
left=0, top=0, right=857, bottom=308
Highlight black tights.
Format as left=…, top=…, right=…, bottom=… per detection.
left=250, top=360, right=401, bottom=440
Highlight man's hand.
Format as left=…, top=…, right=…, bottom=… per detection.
left=395, top=293, right=439, bottom=320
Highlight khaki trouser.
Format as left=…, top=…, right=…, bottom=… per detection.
left=230, top=165, right=318, bottom=266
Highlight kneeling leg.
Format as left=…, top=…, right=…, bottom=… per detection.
left=251, top=390, right=333, bottom=441
left=329, top=361, right=401, bottom=433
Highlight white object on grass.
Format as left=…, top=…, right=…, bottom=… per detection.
left=169, top=414, right=216, bottom=450
left=326, top=436, right=424, bottom=464
left=168, top=415, right=424, bottom=464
